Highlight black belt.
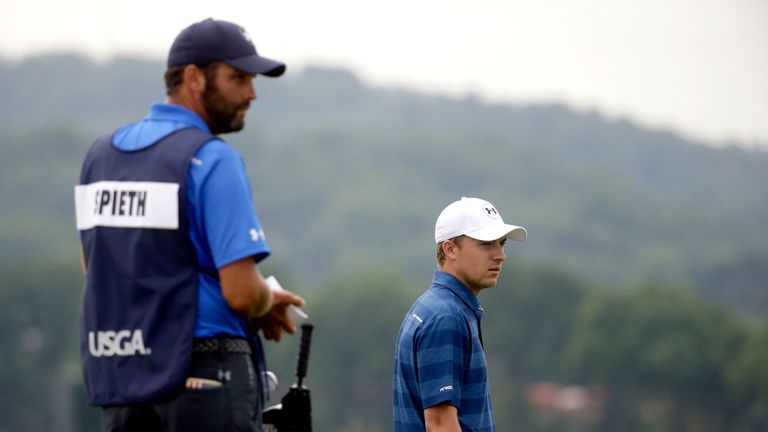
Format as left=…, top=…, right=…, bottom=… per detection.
left=193, top=338, right=251, bottom=354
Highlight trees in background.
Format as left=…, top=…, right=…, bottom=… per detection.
left=565, top=282, right=752, bottom=431
left=1, top=55, right=767, bottom=431
left=0, top=259, right=82, bottom=431
left=3, top=56, right=768, bottom=319
left=2, top=261, right=767, bottom=431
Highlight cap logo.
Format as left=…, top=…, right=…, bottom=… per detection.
left=483, top=204, right=501, bottom=219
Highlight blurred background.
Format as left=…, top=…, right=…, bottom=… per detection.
left=1, top=1, right=767, bottom=431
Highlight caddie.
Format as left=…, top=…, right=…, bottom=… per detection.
left=74, top=18, right=304, bottom=432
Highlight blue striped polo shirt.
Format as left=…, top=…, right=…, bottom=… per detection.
left=393, top=270, right=495, bottom=431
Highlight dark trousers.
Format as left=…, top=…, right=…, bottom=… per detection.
left=101, top=350, right=262, bottom=432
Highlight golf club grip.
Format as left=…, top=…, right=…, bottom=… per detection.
left=296, top=323, right=314, bottom=382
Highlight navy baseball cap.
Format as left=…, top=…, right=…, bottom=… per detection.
left=168, top=18, right=285, bottom=77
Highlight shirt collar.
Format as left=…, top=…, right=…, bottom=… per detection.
left=147, top=102, right=211, bottom=133
left=431, top=270, right=483, bottom=318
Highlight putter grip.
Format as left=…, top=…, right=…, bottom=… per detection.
left=296, top=323, right=314, bottom=384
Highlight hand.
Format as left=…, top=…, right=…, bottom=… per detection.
left=250, top=289, right=305, bottom=342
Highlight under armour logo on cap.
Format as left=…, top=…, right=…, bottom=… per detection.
left=483, top=205, right=500, bottom=218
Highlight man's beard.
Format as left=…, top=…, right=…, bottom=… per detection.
left=201, top=83, right=249, bottom=135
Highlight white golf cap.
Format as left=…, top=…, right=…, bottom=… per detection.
left=435, top=197, right=527, bottom=244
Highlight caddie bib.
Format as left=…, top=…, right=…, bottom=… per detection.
left=76, top=127, right=214, bottom=405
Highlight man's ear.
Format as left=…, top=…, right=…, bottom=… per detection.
left=182, top=64, right=206, bottom=96
left=442, top=239, right=459, bottom=260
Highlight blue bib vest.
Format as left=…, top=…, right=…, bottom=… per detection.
left=79, top=127, right=214, bottom=406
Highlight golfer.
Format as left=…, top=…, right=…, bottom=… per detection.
left=393, top=197, right=527, bottom=431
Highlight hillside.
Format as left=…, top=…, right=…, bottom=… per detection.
left=1, top=54, right=766, bottom=317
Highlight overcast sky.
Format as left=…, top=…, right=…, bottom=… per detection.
left=2, top=0, right=767, bottom=148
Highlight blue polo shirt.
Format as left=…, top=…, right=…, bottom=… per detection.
left=393, top=271, right=495, bottom=431
left=112, top=102, right=271, bottom=338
